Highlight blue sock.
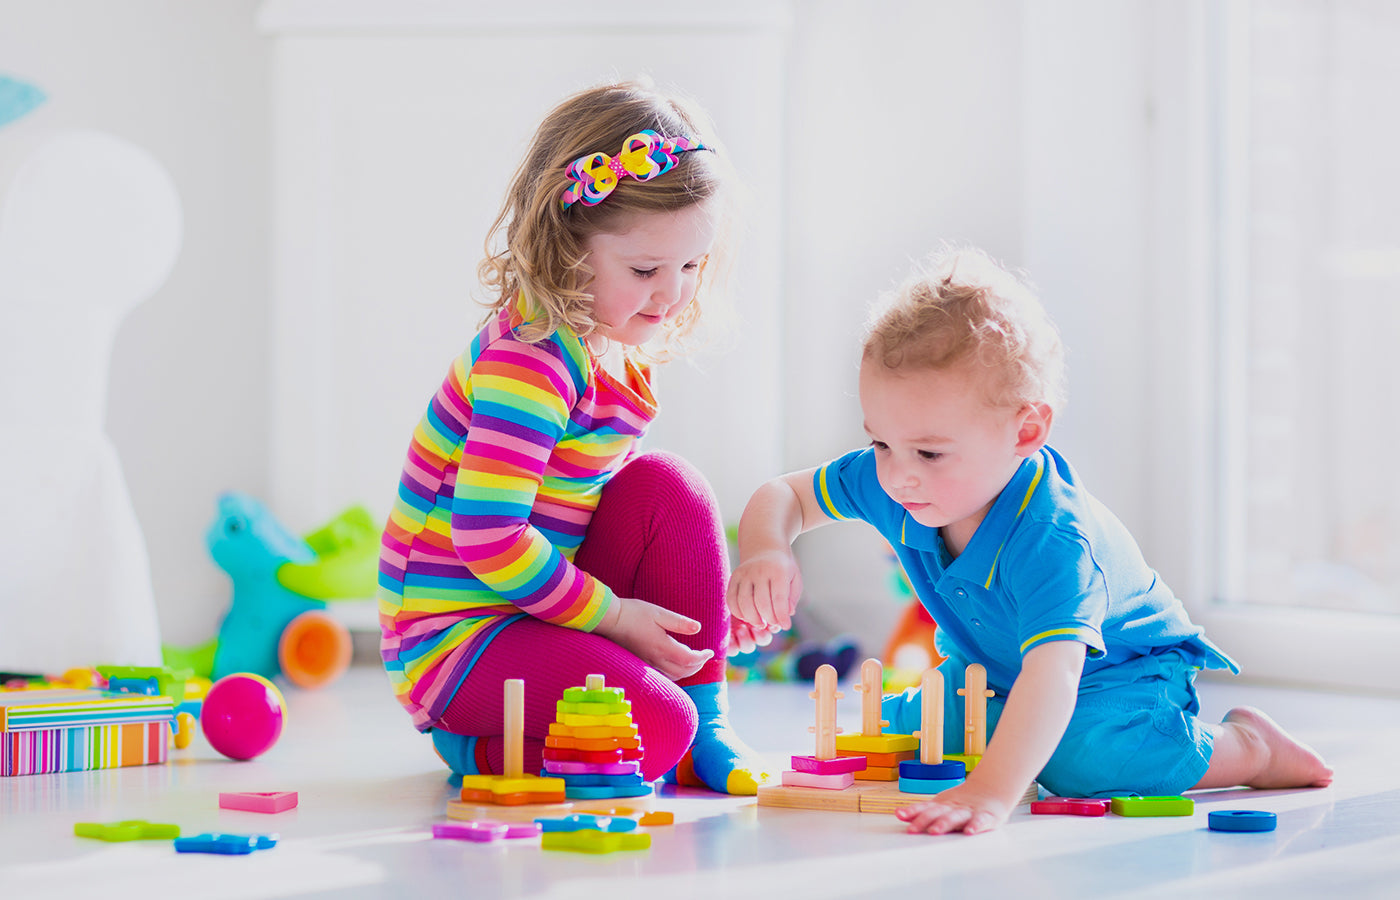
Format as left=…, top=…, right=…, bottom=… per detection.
left=664, top=681, right=773, bottom=795
left=431, top=729, right=482, bottom=780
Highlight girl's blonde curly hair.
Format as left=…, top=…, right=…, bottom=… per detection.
left=864, top=248, right=1067, bottom=413
left=478, top=80, right=730, bottom=357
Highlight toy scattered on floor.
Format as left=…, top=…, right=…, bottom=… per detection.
left=1109, top=795, right=1195, bottom=817
left=1208, top=809, right=1277, bottom=832
left=540, top=828, right=651, bottom=854
left=2, top=688, right=173, bottom=776
left=174, top=833, right=278, bottom=855
left=74, top=820, right=181, bottom=841
left=757, top=658, right=1036, bottom=814
left=220, top=791, right=299, bottom=813
left=1031, top=797, right=1110, bottom=817
left=542, top=674, right=652, bottom=801
left=162, top=494, right=374, bottom=689
left=458, top=679, right=567, bottom=806
left=432, top=820, right=541, bottom=842
left=535, top=813, right=638, bottom=833
left=200, top=673, right=285, bottom=761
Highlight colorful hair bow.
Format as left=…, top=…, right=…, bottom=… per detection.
left=560, top=129, right=708, bottom=210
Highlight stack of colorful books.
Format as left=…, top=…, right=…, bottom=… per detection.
left=1, top=689, right=174, bottom=776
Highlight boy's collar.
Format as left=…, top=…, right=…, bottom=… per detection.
left=895, top=450, right=1049, bottom=586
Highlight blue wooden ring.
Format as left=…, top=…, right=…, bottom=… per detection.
left=1208, top=810, right=1277, bottom=832
left=898, top=760, right=966, bottom=780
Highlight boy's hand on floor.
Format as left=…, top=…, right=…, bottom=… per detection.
left=895, top=780, right=1016, bottom=836
left=726, top=549, right=802, bottom=633
left=596, top=595, right=714, bottom=681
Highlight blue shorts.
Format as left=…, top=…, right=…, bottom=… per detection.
left=881, top=643, right=1216, bottom=798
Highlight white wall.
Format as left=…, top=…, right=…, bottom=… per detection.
left=0, top=0, right=1184, bottom=661
left=0, top=0, right=270, bottom=646
left=781, top=0, right=1028, bottom=645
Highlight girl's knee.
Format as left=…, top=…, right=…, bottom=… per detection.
left=627, top=676, right=698, bottom=780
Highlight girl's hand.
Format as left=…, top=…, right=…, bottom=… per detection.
left=595, top=595, right=714, bottom=681
left=726, top=549, right=803, bottom=634
left=894, top=780, right=1016, bottom=836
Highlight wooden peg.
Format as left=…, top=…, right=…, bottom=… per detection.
left=503, top=678, right=524, bottom=779
left=957, top=664, right=995, bottom=756
left=808, top=663, right=843, bottom=760
left=585, top=674, right=606, bottom=692
left=854, top=658, right=886, bottom=736
left=914, top=668, right=944, bottom=764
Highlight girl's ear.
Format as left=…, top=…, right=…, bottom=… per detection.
left=1014, top=402, right=1053, bottom=457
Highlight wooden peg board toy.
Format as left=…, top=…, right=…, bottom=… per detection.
left=757, top=660, right=1038, bottom=814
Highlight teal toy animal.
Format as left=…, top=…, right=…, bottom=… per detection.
left=163, top=493, right=378, bottom=688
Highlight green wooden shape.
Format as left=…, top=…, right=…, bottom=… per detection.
left=562, top=686, right=627, bottom=704
left=75, top=820, right=182, bottom=841
left=557, top=699, right=631, bottom=717
left=541, top=829, right=651, bottom=854
left=1109, top=795, right=1195, bottom=817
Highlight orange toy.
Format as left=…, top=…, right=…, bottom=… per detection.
left=882, top=602, right=945, bottom=691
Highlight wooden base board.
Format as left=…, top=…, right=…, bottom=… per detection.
left=757, top=779, right=1038, bottom=814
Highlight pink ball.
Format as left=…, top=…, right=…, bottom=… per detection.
left=200, top=673, right=286, bottom=760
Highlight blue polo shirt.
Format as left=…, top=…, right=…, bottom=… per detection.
left=813, top=445, right=1237, bottom=693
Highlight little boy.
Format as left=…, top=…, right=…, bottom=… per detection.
left=727, top=249, right=1332, bottom=835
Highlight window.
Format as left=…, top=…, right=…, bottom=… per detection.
left=1202, top=0, right=1400, bottom=690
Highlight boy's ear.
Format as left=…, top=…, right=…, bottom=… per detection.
left=1014, top=402, right=1053, bottom=457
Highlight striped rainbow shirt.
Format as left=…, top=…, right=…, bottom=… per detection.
left=378, top=301, right=656, bottom=730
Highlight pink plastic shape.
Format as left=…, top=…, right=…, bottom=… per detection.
left=433, top=821, right=510, bottom=842
left=1030, top=797, right=1111, bottom=817
left=219, top=791, right=298, bottom=813
left=781, top=770, right=856, bottom=790
left=791, top=755, right=867, bottom=775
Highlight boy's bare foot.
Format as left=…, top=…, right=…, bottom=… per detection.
left=1221, top=706, right=1333, bottom=789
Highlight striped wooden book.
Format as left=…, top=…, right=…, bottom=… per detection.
left=2, top=720, right=171, bottom=776
left=1, top=689, right=175, bottom=776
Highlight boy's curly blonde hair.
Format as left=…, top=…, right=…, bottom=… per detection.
left=478, top=80, right=729, bottom=355
left=863, top=248, right=1067, bottom=413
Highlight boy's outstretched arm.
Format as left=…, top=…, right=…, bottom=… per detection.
left=726, top=468, right=828, bottom=635
left=898, top=640, right=1086, bottom=835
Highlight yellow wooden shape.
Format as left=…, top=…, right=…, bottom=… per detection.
left=560, top=712, right=633, bottom=728
left=541, top=830, right=651, bottom=853
left=834, top=733, right=919, bottom=754
left=459, top=773, right=565, bottom=795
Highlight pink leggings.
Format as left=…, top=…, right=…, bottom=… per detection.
left=436, top=451, right=729, bottom=780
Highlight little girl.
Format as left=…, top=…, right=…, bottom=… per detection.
left=378, top=81, right=770, bottom=794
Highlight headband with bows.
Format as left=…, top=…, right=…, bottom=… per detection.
left=560, top=129, right=709, bottom=210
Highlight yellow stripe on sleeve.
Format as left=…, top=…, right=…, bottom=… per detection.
left=815, top=467, right=847, bottom=520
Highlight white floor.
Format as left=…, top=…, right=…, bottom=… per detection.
left=3, top=663, right=1399, bottom=900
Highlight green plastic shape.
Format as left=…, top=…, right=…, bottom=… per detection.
left=74, top=820, right=181, bottom=841
left=1109, top=795, right=1195, bottom=817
